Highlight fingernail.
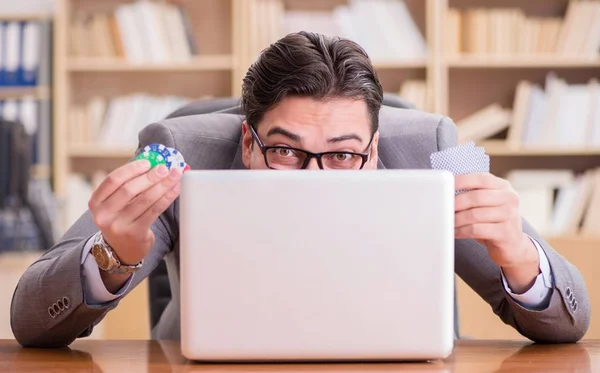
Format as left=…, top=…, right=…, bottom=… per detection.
left=169, top=168, right=182, bottom=180
left=156, top=165, right=169, bottom=176
left=137, top=159, right=151, bottom=170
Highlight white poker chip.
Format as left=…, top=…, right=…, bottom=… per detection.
left=167, top=146, right=186, bottom=171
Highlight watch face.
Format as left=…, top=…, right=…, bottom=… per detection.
left=92, top=245, right=111, bottom=270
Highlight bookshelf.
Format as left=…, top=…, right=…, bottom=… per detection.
left=53, top=0, right=442, bottom=230
left=448, top=56, right=600, bottom=68
left=53, top=0, right=243, bottom=231
left=0, top=11, right=56, bottom=342
left=47, top=0, right=600, bottom=340
left=0, top=12, right=53, bottom=182
left=66, top=56, right=235, bottom=72
left=443, top=0, right=600, bottom=341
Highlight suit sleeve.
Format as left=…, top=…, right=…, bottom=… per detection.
left=436, top=116, right=591, bottom=343
left=10, top=122, right=180, bottom=347
left=81, top=233, right=133, bottom=305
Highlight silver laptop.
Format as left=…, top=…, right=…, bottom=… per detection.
left=179, top=169, right=455, bottom=362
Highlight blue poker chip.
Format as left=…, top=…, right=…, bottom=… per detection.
left=145, top=143, right=177, bottom=169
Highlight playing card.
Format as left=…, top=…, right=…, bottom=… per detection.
left=431, top=143, right=489, bottom=174
left=430, top=142, right=490, bottom=194
left=431, top=143, right=484, bottom=169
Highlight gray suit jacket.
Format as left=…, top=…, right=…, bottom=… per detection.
left=10, top=106, right=590, bottom=347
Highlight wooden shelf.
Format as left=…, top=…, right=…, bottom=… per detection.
left=0, top=14, right=52, bottom=21
left=30, top=164, right=51, bottom=179
left=0, top=86, right=50, bottom=100
left=448, top=55, right=600, bottom=68
left=372, top=59, right=428, bottom=69
left=546, top=234, right=600, bottom=243
left=478, top=140, right=600, bottom=156
left=67, top=56, right=235, bottom=72
left=68, top=145, right=134, bottom=158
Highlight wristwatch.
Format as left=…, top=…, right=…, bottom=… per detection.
left=90, top=233, right=143, bottom=275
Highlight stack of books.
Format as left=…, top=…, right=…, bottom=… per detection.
left=70, top=0, right=198, bottom=63
left=456, top=73, right=600, bottom=147
left=446, top=1, right=600, bottom=58
left=69, top=94, right=192, bottom=149
left=508, top=169, right=600, bottom=237
left=251, top=0, right=427, bottom=63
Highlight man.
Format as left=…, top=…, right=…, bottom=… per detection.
left=11, top=32, right=589, bottom=347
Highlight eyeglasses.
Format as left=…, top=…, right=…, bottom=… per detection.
left=249, top=125, right=372, bottom=170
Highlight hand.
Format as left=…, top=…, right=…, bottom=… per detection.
left=88, top=159, right=182, bottom=266
left=454, top=173, right=540, bottom=293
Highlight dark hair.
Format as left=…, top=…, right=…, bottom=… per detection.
left=241, top=31, right=384, bottom=135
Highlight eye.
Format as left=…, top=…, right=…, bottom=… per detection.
left=275, top=148, right=293, bottom=157
left=334, top=153, right=350, bottom=161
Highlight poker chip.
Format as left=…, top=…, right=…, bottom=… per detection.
left=167, top=146, right=186, bottom=171
left=135, top=150, right=167, bottom=169
left=137, top=143, right=191, bottom=173
left=143, top=143, right=177, bottom=170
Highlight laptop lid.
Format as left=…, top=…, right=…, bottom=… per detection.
left=180, top=169, right=455, bottom=361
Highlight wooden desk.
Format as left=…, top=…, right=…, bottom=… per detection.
left=0, top=339, right=597, bottom=372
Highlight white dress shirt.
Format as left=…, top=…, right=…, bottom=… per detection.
left=80, top=233, right=554, bottom=308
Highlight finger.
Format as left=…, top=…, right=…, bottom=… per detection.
left=455, top=189, right=507, bottom=212
left=102, top=164, right=171, bottom=214
left=133, top=180, right=181, bottom=229
left=455, top=205, right=513, bottom=229
left=117, top=168, right=182, bottom=225
left=93, top=165, right=172, bottom=228
left=455, top=223, right=504, bottom=241
left=454, top=173, right=508, bottom=193
left=90, top=159, right=151, bottom=208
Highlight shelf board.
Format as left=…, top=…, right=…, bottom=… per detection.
left=478, top=140, right=600, bottom=156
left=448, top=55, right=600, bottom=68
left=0, top=14, right=52, bottom=21
left=0, top=86, right=49, bottom=100
left=545, top=234, right=600, bottom=244
left=67, top=56, right=234, bottom=72
left=69, top=145, right=134, bottom=158
left=372, top=59, right=428, bottom=69
left=30, top=164, right=51, bottom=179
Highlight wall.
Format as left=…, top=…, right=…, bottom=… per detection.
left=0, top=0, right=54, bottom=14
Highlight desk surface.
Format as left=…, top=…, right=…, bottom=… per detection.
left=0, top=339, right=597, bottom=372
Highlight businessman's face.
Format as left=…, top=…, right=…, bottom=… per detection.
left=241, top=96, right=379, bottom=170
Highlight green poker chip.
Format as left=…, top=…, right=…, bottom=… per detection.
left=136, top=150, right=167, bottom=169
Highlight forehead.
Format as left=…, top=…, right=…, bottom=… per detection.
left=260, top=96, right=371, bottom=132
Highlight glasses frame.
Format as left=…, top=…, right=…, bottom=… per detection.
left=249, top=125, right=373, bottom=170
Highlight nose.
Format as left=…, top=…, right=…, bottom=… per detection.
left=304, top=157, right=321, bottom=170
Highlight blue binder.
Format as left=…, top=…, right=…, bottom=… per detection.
left=3, top=21, right=23, bottom=87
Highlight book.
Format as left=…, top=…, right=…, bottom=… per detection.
left=69, top=94, right=192, bottom=149
left=261, top=0, right=427, bottom=63
left=72, top=0, right=198, bottom=63
left=505, top=169, right=600, bottom=236
left=449, top=2, right=600, bottom=58
left=505, top=73, right=600, bottom=149
left=456, top=103, right=512, bottom=144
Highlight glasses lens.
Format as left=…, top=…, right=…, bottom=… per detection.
left=266, top=147, right=308, bottom=169
left=322, top=153, right=364, bottom=169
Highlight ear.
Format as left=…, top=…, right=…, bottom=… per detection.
left=241, top=121, right=253, bottom=169
left=368, top=131, right=380, bottom=169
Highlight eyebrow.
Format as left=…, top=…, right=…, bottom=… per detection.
left=267, top=126, right=363, bottom=144
left=266, top=127, right=301, bottom=142
left=326, top=134, right=363, bottom=143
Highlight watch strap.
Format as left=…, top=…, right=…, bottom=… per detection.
left=93, top=233, right=144, bottom=275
